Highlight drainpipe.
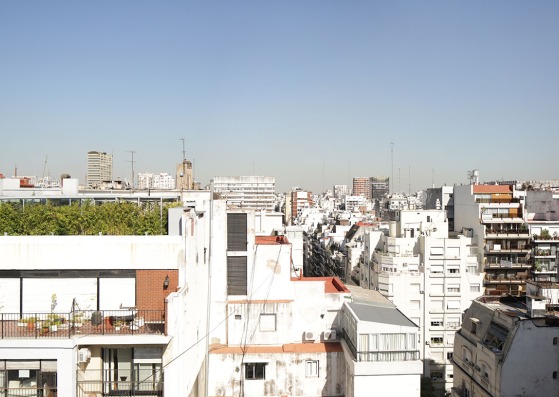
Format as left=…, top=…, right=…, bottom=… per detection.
left=204, top=198, right=213, bottom=397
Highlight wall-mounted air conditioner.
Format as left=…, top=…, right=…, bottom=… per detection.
left=303, top=331, right=316, bottom=342
left=78, top=347, right=91, bottom=363
left=322, top=330, right=338, bottom=342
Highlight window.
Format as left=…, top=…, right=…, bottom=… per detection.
left=431, top=320, right=443, bottom=327
left=449, top=268, right=459, bottom=274
left=245, top=363, right=266, bottom=380
left=259, top=314, right=276, bottom=332
left=447, top=352, right=453, bottom=360
left=103, top=348, right=162, bottom=393
left=447, top=284, right=460, bottom=293
left=305, top=360, right=319, bottom=377
left=431, top=336, right=443, bottom=345
left=553, top=371, right=557, bottom=379
left=553, top=337, right=558, bottom=345
left=431, top=371, right=443, bottom=381
left=470, top=284, right=480, bottom=293
left=447, top=300, right=460, bottom=310
left=227, top=213, right=247, bottom=251
left=227, top=256, right=247, bottom=295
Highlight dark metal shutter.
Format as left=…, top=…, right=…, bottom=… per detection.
left=227, top=213, right=247, bottom=251
left=227, top=256, right=247, bottom=295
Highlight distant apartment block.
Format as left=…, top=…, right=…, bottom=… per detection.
left=175, top=160, right=193, bottom=190
left=138, top=173, right=176, bottom=190
left=211, top=176, right=275, bottom=211
left=353, top=177, right=371, bottom=198
left=333, top=184, right=348, bottom=199
left=371, top=176, right=389, bottom=200
left=86, top=151, right=112, bottom=188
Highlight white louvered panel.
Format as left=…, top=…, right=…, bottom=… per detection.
left=99, top=278, right=135, bottom=310
left=22, top=278, right=97, bottom=313
left=0, top=279, right=20, bottom=313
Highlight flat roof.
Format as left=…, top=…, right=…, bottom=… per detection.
left=209, top=342, right=343, bottom=354
left=347, top=302, right=417, bottom=327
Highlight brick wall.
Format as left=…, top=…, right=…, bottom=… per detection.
left=136, top=270, right=178, bottom=312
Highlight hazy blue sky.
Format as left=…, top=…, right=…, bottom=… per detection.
left=1, top=1, right=558, bottom=193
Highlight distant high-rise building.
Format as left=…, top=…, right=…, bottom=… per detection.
left=352, top=177, right=371, bottom=198
left=211, top=176, right=275, bottom=211
left=87, top=151, right=112, bottom=188
left=371, top=177, right=389, bottom=200
left=333, top=184, right=348, bottom=199
left=176, top=160, right=193, bottom=190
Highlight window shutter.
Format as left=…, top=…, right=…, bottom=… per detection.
left=227, top=213, right=247, bottom=251
left=227, top=256, right=247, bottom=295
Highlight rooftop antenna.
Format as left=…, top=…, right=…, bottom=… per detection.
left=390, top=142, right=394, bottom=195
left=179, top=138, right=186, bottom=190
left=126, top=150, right=136, bottom=190
left=42, top=155, right=48, bottom=180
left=408, top=164, right=411, bottom=195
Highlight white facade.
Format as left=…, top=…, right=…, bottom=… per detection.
left=453, top=293, right=559, bottom=397
left=211, top=176, right=276, bottom=211
left=362, top=209, right=484, bottom=393
left=138, top=172, right=176, bottom=190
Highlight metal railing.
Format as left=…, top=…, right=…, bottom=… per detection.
left=0, top=310, right=165, bottom=339
left=0, top=387, right=56, bottom=396
left=77, top=381, right=162, bottom=397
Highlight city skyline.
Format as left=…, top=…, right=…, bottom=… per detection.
left=1, top=1, right=558, bottom=193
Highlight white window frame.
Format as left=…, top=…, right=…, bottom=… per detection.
left=305, top=360, right=319, bottom=377
left=259, top=313, right=277, bottom=332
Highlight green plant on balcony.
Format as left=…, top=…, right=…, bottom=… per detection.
left=534, top=260, right=543, bottom=272
left=540, top=229, right=551, bottom=240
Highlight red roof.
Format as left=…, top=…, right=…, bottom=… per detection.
left=290, top=275, right=350, bottom=293
left=473, top=185, right=512, bottom=193
left=255, top=235, right=290, bottom=245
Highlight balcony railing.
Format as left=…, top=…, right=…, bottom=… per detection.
left=0, top=387, right=57, bottom=396
left=476, top=198, right=520, bottom=204
left=0, top=310, right=165, bottom=339
left=357, top=350, right=420, bottom=362
left=77, top=380, right=162, bottom=397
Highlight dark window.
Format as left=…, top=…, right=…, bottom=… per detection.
left=245, top=363, right=266, bottom=380
left=553, top=337, right=558, bottom=345
left=553, top=371, right=557, bottom=379
left=447, top=352, right=453, bottom=360
left=227, top=256, right=247, bottom=295
left=227, top=213, right=247, bottom=251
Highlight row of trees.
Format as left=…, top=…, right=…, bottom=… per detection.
left=0, top=201, right=180, bottom=235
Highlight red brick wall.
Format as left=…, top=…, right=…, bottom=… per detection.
left=136, top=270, right=178, bottom=312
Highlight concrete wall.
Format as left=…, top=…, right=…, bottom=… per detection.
left=209, top=351, right=345, bottom=397
left=0, top=235, right=183, bottom=270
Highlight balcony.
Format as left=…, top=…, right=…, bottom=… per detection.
left=0, top=310, right=165, bottom=339
left=484, top=272, right=529, bottom=284
left=476, top=198, right=520, bottom=204
left=77, top=370, right=162, bottom=397
left=485, top=228, right=530, bottom=238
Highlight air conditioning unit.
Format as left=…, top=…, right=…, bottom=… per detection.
left=323, top=330, right=338, bottom=342
left=78, top=347, right=91, bottom=363
left=303, top=331, right=316, bottom=341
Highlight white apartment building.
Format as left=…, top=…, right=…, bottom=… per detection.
left=333, top=184, right=348, bottom=199
left=452, top=287, right=559, bottom=397
left=210, top=176, right=275, bottom=211
left=360, top=209, right=484, bottom=393
left=345, top=195, right=367, bottom=212
left=87, top=151, right=112, bottom=189
left=454, top=184, right=530, bottom=297
left=207, top=207, right=422, bottom=396
left=138, top=172, right=176, bottom=190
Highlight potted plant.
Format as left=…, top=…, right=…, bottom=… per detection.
left=113, top=320, right=122, bottom=331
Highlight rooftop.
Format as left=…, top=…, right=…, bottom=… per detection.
left=347, top=302, right=418, bottom=327
left=255, top=235, right=290, bottom=245
left=291, top=276, right=350, bottom=294
left=473, top=184, right=513, bottom=194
